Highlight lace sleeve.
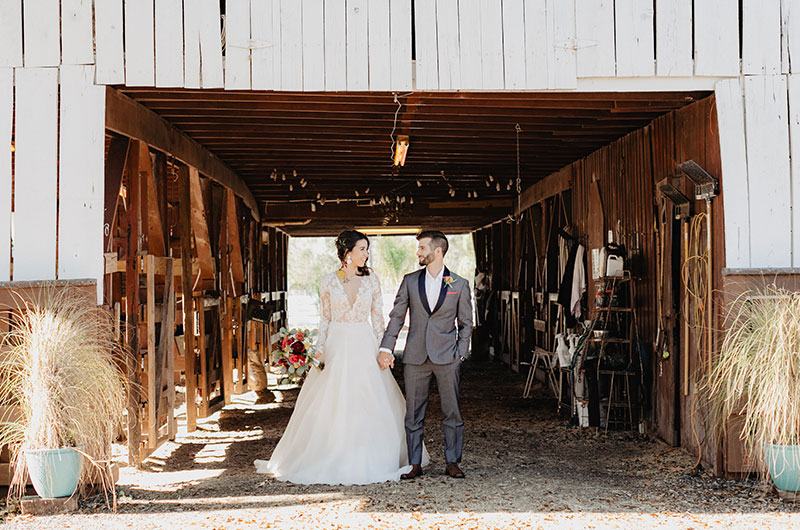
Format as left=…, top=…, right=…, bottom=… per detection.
left=370, top=275, right=385, bottom=343
left=316, top=276, right=332, bottom=358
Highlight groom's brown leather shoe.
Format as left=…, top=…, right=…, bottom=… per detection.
left=400, top=464, right=423, bottom=480
left=444, top=462, right=465, bottom=478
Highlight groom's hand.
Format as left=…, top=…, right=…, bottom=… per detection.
left=377, top=350, right=394, bottom=370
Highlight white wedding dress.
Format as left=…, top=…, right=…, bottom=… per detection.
left=254, top=272, right=427, bottom=485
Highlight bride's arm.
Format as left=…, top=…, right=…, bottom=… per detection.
left=316, top=277, right=332, bottom=359
left=370, top=274, right=386, bottom=343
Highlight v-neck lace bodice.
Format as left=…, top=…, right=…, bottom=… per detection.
left=317, top=272, right=385, bottom=352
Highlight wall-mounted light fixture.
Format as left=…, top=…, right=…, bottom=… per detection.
left=393, top=135, right=409, bottom=166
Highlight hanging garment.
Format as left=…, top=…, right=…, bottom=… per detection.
left=571, top=245, right=586, bottom=320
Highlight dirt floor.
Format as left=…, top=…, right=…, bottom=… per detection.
left=4, top=359, right=800, bottom=529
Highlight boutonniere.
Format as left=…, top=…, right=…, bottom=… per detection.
left=443, top=276, right=455, bottom=287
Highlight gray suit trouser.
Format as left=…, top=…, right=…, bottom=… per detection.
left=404, top=358, right=463, bottom=465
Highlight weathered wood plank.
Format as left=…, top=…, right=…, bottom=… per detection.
left=185, top=0, right=224, bottom=88
left=742, top=0, right=782, bottom=75
left=140, top=143, right=167, bottom=256
left=0, top=0, right=23, bottom=67
left=58, top=66, right=105, bottom=300
left=22, top=0, right=60, bottom=67
left=14, top=68, right=57, bottom=280
left=368, top=0, right=391, bottom=91
left=105, top=88, right=259, bottom=220
left=389, top=0, right=413, bottom=90
left=124, top=0, right=156, bottom=86
left=0, top=69, right=11, bottom=280
left=225, top=0, right=252, bottom=90
left=503, top=0, right=526, bottom=89
left=146, top=254, right=158, bottom=449
left=693, top=0, right=739, bottom=76
left=323, top=0, right=346, bottom=91
left=125, top=146, right=142, bottom=466
left=575, top=0, right=615, bottom=78
left=155, top=0, right=184, bottom=87
left=524, top=0, right=549, bottom=89
left=226, top=190, right=245, bottom=284
left=95, top=0, right=126, bottom=84
left=516, top=165, right=571, bottom=213
left=189, top=169, right=215, bottom=280
left=279, top=0, right=302, bottom=91
left=614, top=0, right=655, bottom=76
left=436, top=0, right=461, bottom=90
left=414, top=0, right=439, bottom=90
left=179, top=165, right=198, bottom=432
left=655, top=0, right=692, bottom=76
left=784, top=0, right=800, bottom=74
left=302, top=0, right=325, bottom=91
left=346, top=0, right=369, bottom=90
left=61, top=0, right=94, bottom=65
left=744, top=75, right=791, bottom=267
left=164, top=259, right=177, bottom=439
left=551, top=0, right=577, bottom=89
left=788, top=75, right=800, bottom=265
left=250, top=0, right=276, bottom=90
left=479, top=0, right=503, bottom=89
left=458, top=0, right=482, bottom=89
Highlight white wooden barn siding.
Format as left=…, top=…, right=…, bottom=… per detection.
left=2, top=0, right=800, bottom=286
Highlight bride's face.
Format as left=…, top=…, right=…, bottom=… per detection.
left=348, top=239, right=370, bottom=267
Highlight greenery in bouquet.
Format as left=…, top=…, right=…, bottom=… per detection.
left=271, top=327, right=323, bottom=384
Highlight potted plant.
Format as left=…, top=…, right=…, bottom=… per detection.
left=705, top=286, right=800, bottom=500
left=0, top=288, right=128, bottom=503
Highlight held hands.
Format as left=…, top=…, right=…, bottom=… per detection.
left=377, top=350, right=395, bottom=371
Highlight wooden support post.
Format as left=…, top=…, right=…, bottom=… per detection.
left=219, top=193, right=235, bottom=404
left=197, top=297, right=208, bottom=418
left=125, top=141, right=142, bottom=467
left=146, top=254, right=157, bottom=450
left=104, top=135, right=130, bottom=252
left=164, top=258, right=177, bottom=440
left=179, top=166, right=198, bottom=432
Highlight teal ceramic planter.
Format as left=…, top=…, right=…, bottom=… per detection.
left=25, top=448, right=82, bottom=498
left=764, top=443, right=800, bottom=494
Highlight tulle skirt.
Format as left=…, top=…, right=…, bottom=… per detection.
left=255, top=322, right=427, bottom=485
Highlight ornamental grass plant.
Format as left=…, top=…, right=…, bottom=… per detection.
left=704, top=286, right=800, bottom=481
left=0, top=288, right=129, bottom=503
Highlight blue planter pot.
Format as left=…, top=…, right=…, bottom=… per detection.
left=764, top=443, right=800, bottom=495
left=25, top=448, right=82, bottom=498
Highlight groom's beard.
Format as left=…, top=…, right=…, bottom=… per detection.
left=418, top=253, right=434, bottom=267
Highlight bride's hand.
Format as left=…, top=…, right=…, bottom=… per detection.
left=377, top=351, right=394, bottom=371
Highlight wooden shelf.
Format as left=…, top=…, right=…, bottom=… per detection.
left=596, top=306, right=632, bottom=312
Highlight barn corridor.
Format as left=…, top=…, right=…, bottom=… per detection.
left=5, top=361, right=797, bottom=529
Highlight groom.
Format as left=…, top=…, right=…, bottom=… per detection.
left=378, top=230, right=473, bottom=479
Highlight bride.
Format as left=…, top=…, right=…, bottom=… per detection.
left=255, top=229, right=427, bottom=485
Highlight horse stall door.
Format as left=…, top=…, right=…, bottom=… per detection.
left=138, top=255, right=178, bottom=462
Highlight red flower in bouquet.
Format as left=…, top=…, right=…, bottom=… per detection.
left=291, top=341, right=306, bottom=354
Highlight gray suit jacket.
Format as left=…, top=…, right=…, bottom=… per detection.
left=380, top=267, right=473, bottom=365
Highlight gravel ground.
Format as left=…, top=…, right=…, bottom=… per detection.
left=4, top=359, right=800, bottom=529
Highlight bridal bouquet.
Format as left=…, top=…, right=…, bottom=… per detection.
left=271, top=327, right=324, bottom=385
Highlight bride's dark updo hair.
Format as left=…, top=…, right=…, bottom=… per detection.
left=335, top=230, right=371, bottom=276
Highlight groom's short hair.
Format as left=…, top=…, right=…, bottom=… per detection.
left=417, top=230, right=449, bottom=256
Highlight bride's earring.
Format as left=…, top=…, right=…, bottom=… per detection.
left=346, top=256, right=352, bottom=265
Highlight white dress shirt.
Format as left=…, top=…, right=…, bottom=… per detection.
left=425, top=266, right=444, bottom=311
